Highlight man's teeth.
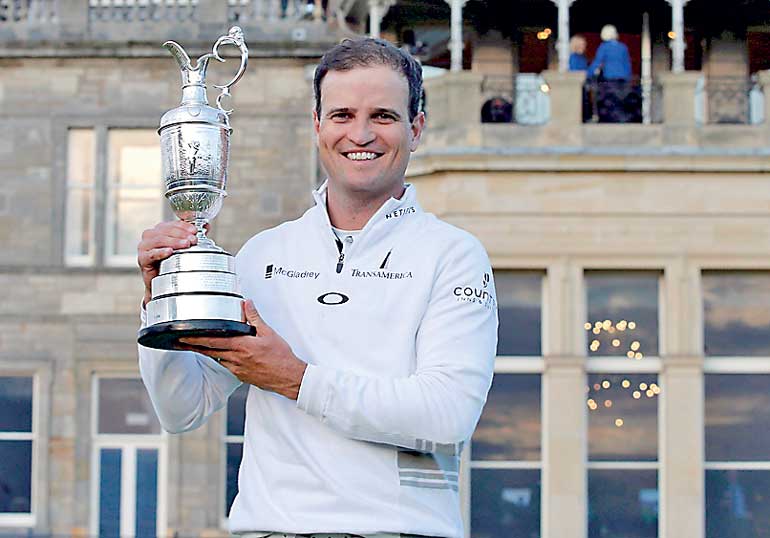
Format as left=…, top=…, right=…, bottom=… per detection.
left=346, top=152, right=378, bottom=161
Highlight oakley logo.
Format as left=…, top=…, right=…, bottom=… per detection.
left=317, top=292, right=350, bottom=305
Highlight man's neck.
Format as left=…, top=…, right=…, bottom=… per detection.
left=326, top=184, right=405, bottom=231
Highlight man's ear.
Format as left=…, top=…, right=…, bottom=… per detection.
left=313, top=108, right=321, bottom=136
left=409, top=111, right=426, bottom=152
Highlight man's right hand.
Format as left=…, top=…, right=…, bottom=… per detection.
left=137, top=221, right=199, bottom=307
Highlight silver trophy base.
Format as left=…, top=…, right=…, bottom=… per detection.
left=139, top=245, right=255, bottom=351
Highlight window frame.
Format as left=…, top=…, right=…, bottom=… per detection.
left=464, top=270, right=546, bottom=537
left=89, top=373, right=168, bottom=538
left=583, top=269, right=665, bottom=538
left=221, top=384, right=248, bottom=529
left=0, top=362, right=52, bottom=529
left=59, top=120, right=166, bottom=269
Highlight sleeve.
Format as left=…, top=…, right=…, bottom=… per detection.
left=295, top=236, right=498, bottom=453
left=137, top=305, right=242, bottom=434
left=588, top=43, right=606, bottom=77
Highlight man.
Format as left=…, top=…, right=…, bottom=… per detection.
left=137, top=38, right=497, bottom=538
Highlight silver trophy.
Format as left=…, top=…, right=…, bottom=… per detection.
left=138, top=27, right=255, bottom=350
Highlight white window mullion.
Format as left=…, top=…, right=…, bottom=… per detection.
left=120, top=446, right=136, bottom=538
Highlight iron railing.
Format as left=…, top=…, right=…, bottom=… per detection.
left=0, top=0, right=57, bottom=23
left=583, top=78, right=663, bottom=124
left=480, top=74, right=550, bottom=126
left=696, top=76, right=765, bottom=125
left=88, top=0, right=198, bottom=23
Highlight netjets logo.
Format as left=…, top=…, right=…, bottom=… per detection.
left=453, top=273, right=496, bottom=310
left=317, top=292, right=350, bottom=305
left=384, top=206, right=416, bottom=220
left=265, top=264, right=320, bottom=280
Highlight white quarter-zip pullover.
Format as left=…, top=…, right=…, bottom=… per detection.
left=138, top=182, right=498, bottom=538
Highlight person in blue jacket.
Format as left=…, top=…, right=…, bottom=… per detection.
left=588, top=24, right=631, bottom=81
left=588, top=25, right=638, bottom=122
left=568, top=35, right=589, bottom=72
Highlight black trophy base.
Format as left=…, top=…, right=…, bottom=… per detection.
left=138, top=319, right=256, bottom=351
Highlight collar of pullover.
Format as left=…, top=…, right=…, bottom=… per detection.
left=312, top=179, right=423, bottom=258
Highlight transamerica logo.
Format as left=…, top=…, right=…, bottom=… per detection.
left=351, top=268, right=413, bottom=279
left=265, top=264, right=320, bottom=280
left=453, top=273, right=496, bottom=310
left=384, top=206, right=416, bottom=220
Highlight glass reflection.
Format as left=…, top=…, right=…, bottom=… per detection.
left=0, top=441, right=32, bottom=513
left=472, top=374, right=541, bottom=461
left=0, top=377, right=32, bottom=432
left=586, top=272, right=659, bottom=357
left=703, top=272, right=770, bottom=356
left=589, top=469, right=658, bottom=538
left=225, top=443, right=243, bottom=517
left=471, top=469, right=540, bottom=538
left=706, top=470, right=770, bottom=538
left=496, top=272, right=542, bottom=356
left=705, top=375, right=770, bottom=462
left=227, top=384, right=249, bottom=437
left=98, top=378, right=161, bottom=435
left=588, top=374, right=658, bottom=462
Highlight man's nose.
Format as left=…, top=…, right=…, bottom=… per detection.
left=347, top=118, right=376, bottom=146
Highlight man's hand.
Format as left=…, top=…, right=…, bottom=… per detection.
left=137, top=221, right=199, bottom=306
left=176, top=300, right=307, bottom=401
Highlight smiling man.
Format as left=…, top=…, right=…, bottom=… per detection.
left=137, top=38, right=497, bottom=538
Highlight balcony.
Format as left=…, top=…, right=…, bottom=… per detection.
left=422, top=70, right=770, bottom=151
left=0, top=0, right=337, bottom=53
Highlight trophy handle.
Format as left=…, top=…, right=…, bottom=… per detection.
left=208, top=26, right=249, bottom=115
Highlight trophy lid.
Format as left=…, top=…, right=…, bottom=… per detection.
left=159, top=27, right=248, bottom=133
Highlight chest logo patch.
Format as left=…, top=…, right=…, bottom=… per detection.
left=317, top=292, right=350, bottom=305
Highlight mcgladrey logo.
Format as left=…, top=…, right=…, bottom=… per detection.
left=453, top=273, right=496, bottom=310
left=265, top=264, right=320, bottom=280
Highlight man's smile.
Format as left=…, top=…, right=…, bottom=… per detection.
left=342, top=151, right=384, bottom=161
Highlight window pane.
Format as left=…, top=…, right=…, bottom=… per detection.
left=135, top=449, right=158, bottom=538
left=97, top=378, right=161, bottom=435
left=470, top=469, right=540, bottom=538
left=588, top=469, right=658, bottom=538
left=226, top=443, right=243, bottom=517
left=0, top=440, right=32, bottom=513
left=227, top=384, right=249, bottom=437
left=472, top=374, right=541, bottom=461
left=588, top=374, right=659, bottom=462
left=99, top=448, right=122, bottom=538
left=703, top=272, right=770, bottom=356
left=705, top=374, right=770, bottom=461
left=586, top=272, right=659, bottom=358
left=706, top=470, right=770, bottom=538
left=66, top=129, right=95, bottom=263
left=0, top=376, right=32, bottom=432
left=496, top=272, right=542, bottom=356
left=106, top=129, right=162, bottom=261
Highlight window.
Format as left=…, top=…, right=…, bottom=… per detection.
left=585, top=271, right=661, bottom=538
left=0, top=376, right=34, bottom=523
left=224, top=383, right=249, bottom=520
left=91, top=376, right=165, bottom=538
left=470, top=271, right=543, bottom=537
left=66, top=128, right=163, bottom=267
left=704, top=271, right=770, bottom=538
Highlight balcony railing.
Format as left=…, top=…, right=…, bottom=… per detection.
left=695, top=76, right=765, bottom=125
left=583, top=78, right=663, bottom=124
left=481, top=74, right=550, bottom=125
left=0, top=0, right=331, bottom=45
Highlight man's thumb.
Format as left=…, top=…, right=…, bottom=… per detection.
left=243, top=299, right=264, bottom=327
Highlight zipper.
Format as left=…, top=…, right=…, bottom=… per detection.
left=334, top=237, right=345, bottom=273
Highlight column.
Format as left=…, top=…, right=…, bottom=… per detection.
left=758, top=70, right=770, bottom=130
left=368, top=0, right=393, bottom=39
left=666, top=0, right=691, bottom=73
left=551, top=0, right=576, bottom=73
left=445, top=0, right=468, bottom=72
left=659, top=72, right=701, bottom=144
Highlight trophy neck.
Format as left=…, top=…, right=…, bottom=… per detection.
left=181, top=83, right=209, bottom=106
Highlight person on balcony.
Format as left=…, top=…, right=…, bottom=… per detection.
left=588, top=25, right=634, bottom=123
left=568, top=35, right=589, bottom=72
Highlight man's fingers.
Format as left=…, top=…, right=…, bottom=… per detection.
left=139, top=247, right=174, bottom=267
left=243, top=300, right=266, bottom=330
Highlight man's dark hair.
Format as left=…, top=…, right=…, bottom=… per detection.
left=314, top=37, right=423, bottom=122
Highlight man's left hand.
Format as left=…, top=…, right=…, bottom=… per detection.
left=177, top=300, right=307, bottom=400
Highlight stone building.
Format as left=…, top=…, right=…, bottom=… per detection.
left=0, top=1, right=769, bottom=538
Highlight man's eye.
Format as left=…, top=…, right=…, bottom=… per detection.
left=374, top=113, right=395, bottom=121
left=331, top=113, right=351, bottom=120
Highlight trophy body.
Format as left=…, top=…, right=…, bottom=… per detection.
left=138, top=27, right=255, bottom=350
